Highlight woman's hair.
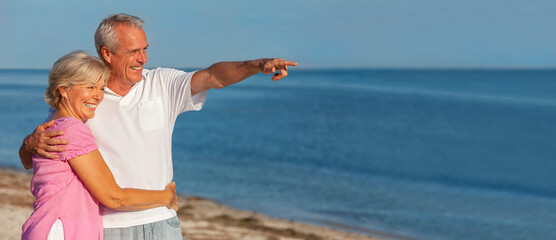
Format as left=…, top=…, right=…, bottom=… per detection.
left=94, top=13, right=144, bottom=61
left=45, top=51, right=111, bottom=108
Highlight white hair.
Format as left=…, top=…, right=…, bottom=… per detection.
left=45, top=51, right=111, bottom=108
left=94, top=13, right=144, bottom=62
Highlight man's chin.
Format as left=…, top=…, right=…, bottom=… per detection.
left=126, top=75, right=143, bottom=83
left=131, top=72, right=143, bottom=81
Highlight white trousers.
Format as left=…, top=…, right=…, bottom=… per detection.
left=47, top=219, right=64, bottom=240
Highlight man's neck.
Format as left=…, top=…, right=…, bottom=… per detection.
left=107, top=77, right=135, bottom=97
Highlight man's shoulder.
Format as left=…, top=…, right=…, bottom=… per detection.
left=142, top=67, right=181, bottom=75
left=142, top=67, right=194, bottom=83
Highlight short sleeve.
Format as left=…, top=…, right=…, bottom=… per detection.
left=148, top=68, right=207, bottom=115
left=55, top=118, right=99, bottom=161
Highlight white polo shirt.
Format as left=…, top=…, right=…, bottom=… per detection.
left=85, top=67, right=206, bottom=228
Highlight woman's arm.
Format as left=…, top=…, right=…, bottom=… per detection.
left=68, top=150, right=177, bottom=211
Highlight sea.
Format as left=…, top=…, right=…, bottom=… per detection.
left=1, top=69, right=556, bottom=240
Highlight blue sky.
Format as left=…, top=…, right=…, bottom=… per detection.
left=0, top=0, right=555, bottom=69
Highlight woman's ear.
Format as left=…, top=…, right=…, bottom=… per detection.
left=58, top=87, right=68, bottom=99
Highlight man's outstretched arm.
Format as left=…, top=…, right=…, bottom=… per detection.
left=19, top=120, right=68, bottom=169
left=191, top=58, right=298, bottom=96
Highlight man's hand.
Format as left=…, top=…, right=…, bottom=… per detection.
left=23, top=120, right=68, bottom=159
left=258, top=58, right=298, bottom=81
left=165, top=182, right=179, bottom=211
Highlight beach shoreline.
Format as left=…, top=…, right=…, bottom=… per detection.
left=0, top=168, right=383, bottom=240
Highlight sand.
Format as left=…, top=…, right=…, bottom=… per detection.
left=0, top=168, right=382, bottom=240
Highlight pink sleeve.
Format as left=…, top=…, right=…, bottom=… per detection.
left=58, top=119, right=99, bottom=161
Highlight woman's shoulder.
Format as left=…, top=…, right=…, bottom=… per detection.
left=47, top=117, right=94, bottom=141
left=51, top=117, right=93, bottom=140
left=50, top=117, right=97, bottom=158
left=49, top=117, right=86, bottom=132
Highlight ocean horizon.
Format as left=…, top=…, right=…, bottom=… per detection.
left=2, top=68, right=556, bottom=240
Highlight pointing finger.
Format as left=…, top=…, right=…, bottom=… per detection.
left=278, top=60, right=298, bottom=67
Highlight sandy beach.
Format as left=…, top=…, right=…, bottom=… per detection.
left=0, top=168, right=381, bottom=240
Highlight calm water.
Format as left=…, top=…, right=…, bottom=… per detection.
left=2, top=69, right=556, bottom=240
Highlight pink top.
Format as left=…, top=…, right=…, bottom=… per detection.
left=22, top=117, right=103, bottom=240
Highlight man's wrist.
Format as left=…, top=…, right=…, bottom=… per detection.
left=165, top=189, right=173, bottom=205
left=23, top=135, right=33, bottom=153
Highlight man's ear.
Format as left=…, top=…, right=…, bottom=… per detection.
left=101, top=46, right=112, bottom=63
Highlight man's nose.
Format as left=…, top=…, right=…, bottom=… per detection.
left=138, top=49, right=147, bottom=63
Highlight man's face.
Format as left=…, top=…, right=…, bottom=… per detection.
left=108, top=25, right=148, bottom=85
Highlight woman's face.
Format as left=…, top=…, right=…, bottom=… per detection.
left=64, top=81, right=105, bottom=121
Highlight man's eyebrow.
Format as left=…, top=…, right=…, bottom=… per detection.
left=128, top=45, right=148, bottom=53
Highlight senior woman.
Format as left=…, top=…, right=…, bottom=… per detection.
left=22, top=51, right=178, bottom=240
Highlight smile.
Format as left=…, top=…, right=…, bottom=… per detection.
left=84, top=103, right=97, bottom=109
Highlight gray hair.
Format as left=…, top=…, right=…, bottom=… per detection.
left=94, top=13, right=144, bottom=61
left=45, top=51, right=111, bottom=108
